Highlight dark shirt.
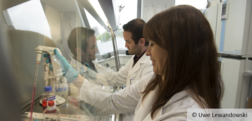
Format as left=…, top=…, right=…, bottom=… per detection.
left=133, top=50, right=147, bottom=67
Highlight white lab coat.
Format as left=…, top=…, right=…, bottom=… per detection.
left=71, top=54, right=154, bottom=120
left=94, top=53, right=153, bottom=87
left=70, top=54, right=153, bottom=87
left=76, top=76, right=206, bottom=121
left=77, top=73, right=154, bottom=116
left=134, top=87, right=205, bottom=121
left=70, top=58, right=111, bottom=89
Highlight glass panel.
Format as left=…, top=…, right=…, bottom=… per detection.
left=3, top=0, right=51, bottom=110
left=84, top=8, right=113, bottom=56
left=1, top=0, right=118, bottom=120
left=7, top=0, right=52, bottom=39
left=84, top=8, right=120, bottom=72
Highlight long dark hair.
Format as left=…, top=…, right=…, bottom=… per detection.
left=142, top=5, right=223, bottom=118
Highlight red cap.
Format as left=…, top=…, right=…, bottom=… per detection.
left=42, top=98, right=47, bottom=103
left=48, top=101, right=55, bottom=106
left=42, top=102, right=47, bottom=107
left=42, top=99, right=47, bottom=106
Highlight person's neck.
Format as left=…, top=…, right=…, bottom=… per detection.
left=136, top=46, right=148, bottom=57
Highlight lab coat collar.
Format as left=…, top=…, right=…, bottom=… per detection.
left=163, top=90, right=189, bottom=107
left=128, top=53, right=150, bottom=76
left=137, top=52, right=150, bottom=64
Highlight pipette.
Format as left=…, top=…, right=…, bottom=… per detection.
left=29, top=61, right=40, bottom=121
left=30, top=50, right=42, bottom=121
left=31, top=46, right=65, bottom=121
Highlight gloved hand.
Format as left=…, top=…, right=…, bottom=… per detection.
left=43, top=49, right=79, bottom=83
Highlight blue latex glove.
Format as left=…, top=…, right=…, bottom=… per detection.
left=54, top=49, right=78, bottom=82
left=43, top=49, right=79, bottom=83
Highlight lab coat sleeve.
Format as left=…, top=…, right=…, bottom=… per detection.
left=72, top=75, right=84, bottom=89
left=95, top=59, right=132, bottom=87
left=72, top=75, right=109, bottom=92
left=78, top=74, right=155, bottom=114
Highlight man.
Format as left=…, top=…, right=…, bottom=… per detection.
left=91, top=19, right=153, bottom=90
left=58, top=18, right=153, bottom=121
left=107, top=18, right=153, bottom=120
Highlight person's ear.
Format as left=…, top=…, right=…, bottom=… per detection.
left=138, top=38, right=145, bottom=46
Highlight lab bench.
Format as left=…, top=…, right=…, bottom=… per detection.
left=21, top=97, right=111, bottom=121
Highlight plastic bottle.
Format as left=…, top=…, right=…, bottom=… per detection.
left=45, top=101, right=56, bottom=113
left=43, top=100, right=61, bottom=121
left=41, top=86, right=55, bottom=109
left=41, top=87, right=50, bottom=111
left=55, top=78, right=68, bottom=99
left=42, top=98, right=47, bottom=111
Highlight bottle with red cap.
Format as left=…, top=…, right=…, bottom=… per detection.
left=42, top=98, right=47, bottom=111
left=41, top=86, right=55, bottom=111
left=43, top=100, right=60, bottom=120
left=45, top=101, right=56, bottom=113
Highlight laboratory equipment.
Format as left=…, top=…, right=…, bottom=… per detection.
left=35, top=45, right=63, bottom=88
left=1, top=0, right=126, bottom=120
left=219, top=58, right=252, bottom=108
left=35, top=45, right=66, bottom=105
left=41, top=86, right=55, bottom=111
left=45, top=101, right=57, bottom=113
left=55, top=78, right=68, bottom=99
left=43, top=100, right=60, bottom=121
left=205, top=0, right=252, bottom=108
left=25, top=112, right=91, bottom=121
left=29, top=58, right=40, bottom=121
left=205, top=0, right=252, bottom=56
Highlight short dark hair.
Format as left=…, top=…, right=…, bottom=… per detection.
left=123, top=19, right=148, bottom=46
left=67, top=27, right=95, bottom=57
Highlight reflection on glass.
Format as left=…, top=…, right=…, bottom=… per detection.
left=2, top=0, right=117, bottom=120
left=7, top=0, right=51, bottom=39
left=84, top=8, right=113, bottom=55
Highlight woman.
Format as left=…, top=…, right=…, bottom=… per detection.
left=53, top=5, right=223, bottom=120
left=136, top=5, right=223, bottom=120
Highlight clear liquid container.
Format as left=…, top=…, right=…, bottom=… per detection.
left=55, top=78, right=68, bottom=99
left=41, top=86, right=55, bottom=111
